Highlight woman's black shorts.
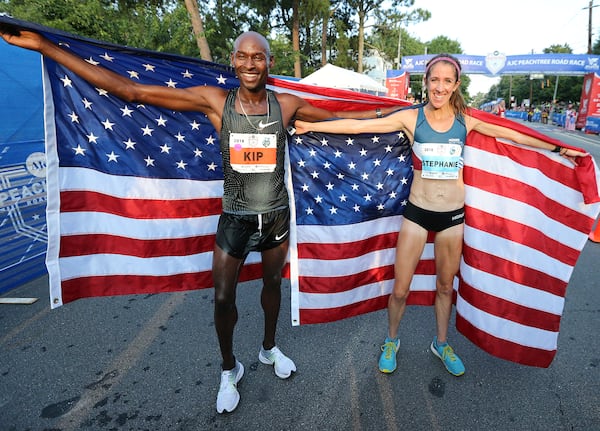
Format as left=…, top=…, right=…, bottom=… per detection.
left=403, top=200, right=464, bottom=232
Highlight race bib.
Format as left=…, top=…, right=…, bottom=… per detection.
left=419, top=140, right=463, bottom=179
left=229, top=132, right=277, bottom=173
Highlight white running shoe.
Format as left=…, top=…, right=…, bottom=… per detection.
left=258, top=346, right=297, bottom=379
left=216, top=360, right=244, bottom=414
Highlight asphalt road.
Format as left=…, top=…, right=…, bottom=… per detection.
left=1, top=120, right=599, bottom=431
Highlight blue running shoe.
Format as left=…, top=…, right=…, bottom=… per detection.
left=378, top=337, right=400, bottom=373
left=430, top=337, right=465, bottom=376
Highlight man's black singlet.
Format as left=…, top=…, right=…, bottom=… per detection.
left=220, top=89, right=289, bottom=215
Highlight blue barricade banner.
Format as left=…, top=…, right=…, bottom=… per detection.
left=0, top=41, right=47, bottom=294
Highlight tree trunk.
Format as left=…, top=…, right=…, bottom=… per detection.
left=321, top=9, right=328, bottom=66
left=292, top=0, right=301, bottom=78
left=184, top=0, right=212, bottom=61
left=357, top=10, right=365, bottom=72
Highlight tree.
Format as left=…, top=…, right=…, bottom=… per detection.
left=184, top=0, right=212, bottom=61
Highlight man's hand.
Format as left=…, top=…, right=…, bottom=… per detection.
left=0, top=24, right=44, bottom=51
left=0, top=22, right=21, bottom=37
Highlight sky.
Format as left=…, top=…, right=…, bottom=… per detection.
left=405, top=0, right=599, bottom=94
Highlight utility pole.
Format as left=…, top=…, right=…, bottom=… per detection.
left=584, top=0, right=599, bottom=54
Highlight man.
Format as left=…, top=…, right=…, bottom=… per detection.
left=0, top=25, right=390, bottom=413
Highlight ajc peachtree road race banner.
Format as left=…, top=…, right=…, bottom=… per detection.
left=401, top=53, right=600, bottom=76
left=0, top=41, right=47, bottom=294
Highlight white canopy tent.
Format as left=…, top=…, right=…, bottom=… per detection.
left=299, top=63, right=388, bottom=95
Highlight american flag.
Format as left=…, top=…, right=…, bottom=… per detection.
left=5, top=16, right=600, bottom=368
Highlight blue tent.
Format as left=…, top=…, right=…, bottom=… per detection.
left=0, top=40, right=46, bottom=293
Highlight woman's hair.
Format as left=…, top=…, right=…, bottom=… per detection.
left=424, top=53, right=469, bottom=115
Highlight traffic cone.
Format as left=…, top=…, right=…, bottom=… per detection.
left=589, top=220, right=600, bottom=242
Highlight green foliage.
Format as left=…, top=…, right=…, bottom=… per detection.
left=0, top=0, right=596, bottom=105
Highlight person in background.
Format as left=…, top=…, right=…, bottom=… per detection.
left=0, top=24, right=396, bottom=413
left=294, top=53, right=586, bottom=377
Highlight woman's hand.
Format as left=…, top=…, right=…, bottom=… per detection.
left=557, top=146, right=588, bottom=166
left=293, top=120, right=311, bottom=135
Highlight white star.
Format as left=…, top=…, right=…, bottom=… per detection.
left=216, top=74, right=227, bottom=85
left=398, top=154, right=407, bottom=162
left=68, top=112, right=79, bottom=123
left=193, top=148, right=203, bottom=157
left=401, top=177, right=409, bottom=185
left=320, top=137, right=328, bottom=146
left=353, top=204, right=361, bottom=212
left=401, top=199, right=408, bottom=206
left=364, top=193, right=372, bottom=201
left=305, top=207, right=314, bottom=215
left=377, top=203, right=385, bottom=210
left=389, top=191, right=397, bottom=199
left=106, top=151, right=119, bottom=162
left=85, top=57, right=99, bottom=65
left=310, top=170, right=319, bottom=179
left=301, top=183, right=309, bottom=192
left=376, top=182, right=384, bottom=190
left=206, top=136, right=216, bottom=145
left=155, top=115, right=167, bottom=126
left=361, top=172, right=369, bottom=180
left=326, top=182, right=334, bottom=190
left=123, top=139, right=136, bottom=149
left=336, top=173, right=345, bottom=180
left=120, top=105, right=134, bottom=116
left=176, top=160, right=187, bottom=169
left=208, top=162, right=217, bottom=171
left=190, top=120, right=201, bottom=130
left=95, top=88, right=109, bottom=97
left=141, top=125, right=154, bottom=136
left=165, top=79, right=177, bottom=87
left=348, top=161, right=356, bottom=170
left=82, top=98, right=93, bottom=109
left=144, top=156, right=155, bottom=166
left=297, top=159, right=306, bottom=168
left=60, top=75, right=72, bottom=87
left=143, top=63, right=156, bottom=72
left=73, top=145, right=86, bottom=155
left=386, top=168, right=394, bottom=176
left=351, top=184, right=360, bottom=191
left=373, top=158, right=381, bottom=167
left=86, top=132, right=99, bottom=143
left=329, top=207, right=338, bottom=215
left=339, top=194, right=347, bottom=202
left=160, top=143, right=172, bottom=153
left=359, top=148, right=368, bottom=156
left=101, top=119, right=115, bottom=130
left=174, top=132, right=185, bottom=142
left=100, top=52, right=114, bottom=61
left=384, top=145, right=393, bottom=153
left=182, top=70, right=193, bottom=78
left=345, top=138, right=354, bottom=145
left=294, top=136, right=303, bottom=144
left=127, top=70, right=140, bottom=79
left=323, top=161, right=331, bottom=169
left=398, top=131, right=405, bottom=139
left=314, top=195, right=323, bottom=204
left=334, top=150, right=342, bottom=158
left=371, top=135, right=380, bottom=143
left=308, top=149, right=317, bottom=157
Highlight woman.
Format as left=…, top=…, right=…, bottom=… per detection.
left=294, top=53, right=586, bottom=377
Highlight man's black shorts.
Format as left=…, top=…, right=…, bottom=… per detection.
left=215, top=207, right=290, bottom=259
